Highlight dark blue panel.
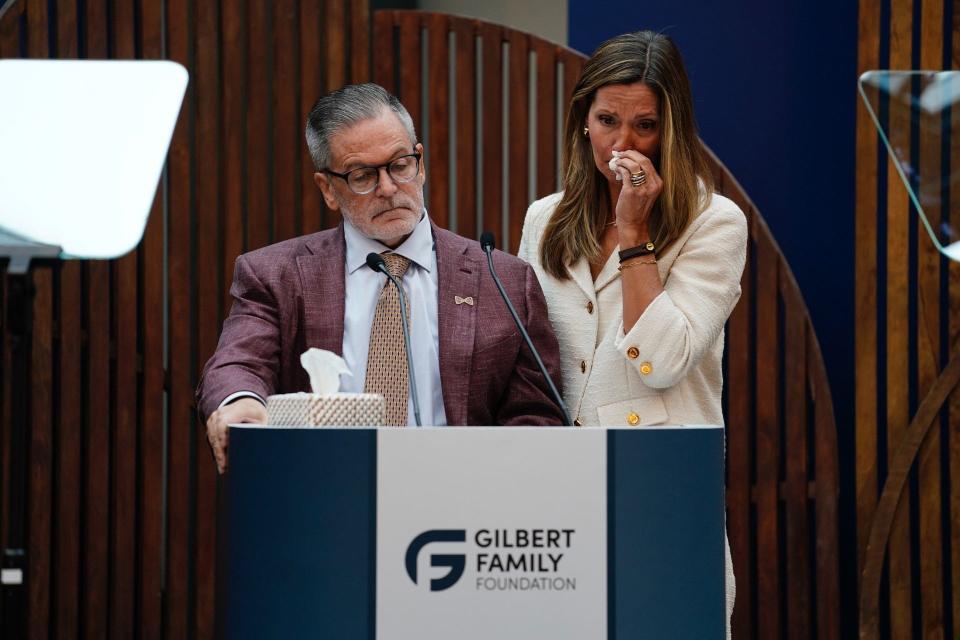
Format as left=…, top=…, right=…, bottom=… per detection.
left=227, top=428, right=377, bottom=639
left=608, top=428, right=725, bottom=639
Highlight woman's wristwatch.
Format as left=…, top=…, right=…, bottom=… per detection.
left=618, top=241, right=656, bottom=263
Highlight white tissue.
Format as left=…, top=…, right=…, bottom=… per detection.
left=608, top=151, right=623, bottom=181
left=299, top=348, right=351, bottom=394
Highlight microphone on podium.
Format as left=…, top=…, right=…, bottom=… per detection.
left=366, top=252, right=423, bottom=427
left=479, top=232, right=572, bottom=426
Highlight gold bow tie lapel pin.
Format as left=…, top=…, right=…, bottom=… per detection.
left=455, top=295, right=474, bottom=306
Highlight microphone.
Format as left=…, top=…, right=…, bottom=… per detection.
left=479, top=232, right=572, bottom=426
left=365, top=252, right=423, bottom=427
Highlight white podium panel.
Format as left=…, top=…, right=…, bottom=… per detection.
left=376, top=428, right=606, bottom=639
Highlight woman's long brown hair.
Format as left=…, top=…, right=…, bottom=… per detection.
left=539, top=30, right=714, bottom=279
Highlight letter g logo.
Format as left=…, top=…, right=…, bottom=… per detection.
left=405, top=529, right=466, bottom=591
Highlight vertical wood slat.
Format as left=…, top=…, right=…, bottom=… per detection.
left=54, top=11, right=83, bottom=637
left=783, top=275, right=810, bottom=640
left=398, top=12, right=422, bottom=139
left=426, top=13, right=450, bottom=229
left=534, top=40, right=556, bottom=201
left=480, top=21, right=503, bottom=242
left=454, top=18, right=477, bottom=239
left=23, top=5, right=50, bottom=636
left=81, top=0, right=111, bottom=594
left=325, top=0, right=346, bottom=94
left=138, top=3, right=166, bottom=637
left=194, top=0, right=222, bottom=637
left=886, top=3, right=914, bottom=637
left=916, top=8, right=945, bottom=639
left=0, top=276, right=9, bottom=614
left=83, top=4, right=110, bottom=639
left=56, top=261, right=82, bottom=640
left=506, top=29, right=528, bottom=254
left=164, top=0, right=193, bottom=637
left=246, top=0, right=271, bottom=249
left=812, top=333, right=841, bottom=640
left=273, top=0, right=299, bottom=243
left=29, top=268, right=53, bottom=640
left=223, top=0, right=247, bottom=305
left=321, top=0, right=345, bottom=233
left=300, top=0, right=323, bottom=236
left=855, top=0, right=880, bottom=582
left=51, top=7, right=84, bottom=638
left=951, top=29, right=960, bottom=637
left=0, top=6, right=19, bottom=57
left=110, top=1, right=139, bottom=634
left=953, top=27, right=960, bottom=640
left=724, top=193, right=753, bottom=640
left=350, top=0, right=370, bottom=83
left=372, top=11, right=395, bottom=93
left=755, top=221, right=780, bottom=640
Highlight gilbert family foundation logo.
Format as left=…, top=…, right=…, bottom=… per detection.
left=405, top=528, right=578, bottom=593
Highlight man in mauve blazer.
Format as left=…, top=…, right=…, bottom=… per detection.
left=198, top=83, right=565, bottom=473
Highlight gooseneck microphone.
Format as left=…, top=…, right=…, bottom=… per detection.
left=479, top=232, right=572, bottom=426
left=365, top=252, right=423, bottom=427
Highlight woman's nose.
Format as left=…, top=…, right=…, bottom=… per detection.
left=612, top=126, right=635, bottom=152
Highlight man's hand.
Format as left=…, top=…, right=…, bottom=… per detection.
left=205, top=397, right=267, bottom=474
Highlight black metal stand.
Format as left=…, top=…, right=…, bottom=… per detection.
left=0, top=231, right=60, bottom=639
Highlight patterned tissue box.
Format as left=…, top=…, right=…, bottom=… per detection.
left=265, top=392, right=385, bottom=427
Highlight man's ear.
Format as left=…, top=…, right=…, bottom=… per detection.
left=314, top=173, right=340, bottom=210
left=415, top=142, right=426, bottom=186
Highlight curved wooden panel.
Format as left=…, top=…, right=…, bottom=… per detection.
left=372, top=12, right=842, bottom=639
left=859, top=353, right=960, bottom=638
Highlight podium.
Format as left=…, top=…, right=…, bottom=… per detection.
left=224, top=426, right=726, bottom=639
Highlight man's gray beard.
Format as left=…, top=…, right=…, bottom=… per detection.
left=340, top=198, right=422, bottom=243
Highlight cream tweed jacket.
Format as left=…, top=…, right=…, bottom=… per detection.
left=519, top=191, right=747, bottom=635
left=518, top=191, right=747, bottom=428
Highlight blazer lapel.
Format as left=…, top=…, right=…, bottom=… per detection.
left=567, top=257, right=597, bottom=303
left=297, top=226, right=346, bottom=355
left=433, top=224, right=479, bottom=426
left=592, top=249, right=621, bottom=293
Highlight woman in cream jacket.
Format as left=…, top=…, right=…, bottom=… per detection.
left=518, top=31, right=746, bottom=635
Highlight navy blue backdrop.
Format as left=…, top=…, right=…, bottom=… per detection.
left=566, top=1, right=859, bottom=635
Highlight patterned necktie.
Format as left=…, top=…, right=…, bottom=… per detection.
left=363, top=252, right=412, bottom=426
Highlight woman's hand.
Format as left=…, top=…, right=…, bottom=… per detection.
left=610, top=150, right=663, bottom=236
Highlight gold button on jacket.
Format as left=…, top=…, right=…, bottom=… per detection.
left=640, top=362, right=653, bottom=375
left=626, top=346, right=639, bottom=359
left=627, top=412, right=640, bottom=425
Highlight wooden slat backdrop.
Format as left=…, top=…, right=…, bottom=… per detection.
left=0, top=3, right=843, bottom=638
left=0, top=1, right=369, bottom=638
left=855, top=0, right=960, bottom=639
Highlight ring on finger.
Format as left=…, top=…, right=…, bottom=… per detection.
left=630, top=171, right=647, bottom=187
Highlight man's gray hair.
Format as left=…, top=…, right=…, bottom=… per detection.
left=305, top=83, right=418, bottom=171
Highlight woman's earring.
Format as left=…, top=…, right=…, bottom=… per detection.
left=583, top=127, right=589, bottom=137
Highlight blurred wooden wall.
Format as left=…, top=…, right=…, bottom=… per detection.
left=0, top=1, right=369, bottom=638
left=855, top=0, right=960, bottom=638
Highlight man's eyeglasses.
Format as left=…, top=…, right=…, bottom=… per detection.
left=323, top=152, right=422, bottom=195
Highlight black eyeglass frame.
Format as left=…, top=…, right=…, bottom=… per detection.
left=322, top=152, right=423, bottom=195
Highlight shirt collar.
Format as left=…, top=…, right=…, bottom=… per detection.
left=344, top=210, right=434, bottom=275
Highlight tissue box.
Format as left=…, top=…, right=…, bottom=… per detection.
left=265, top=392, right=385, bottom=427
